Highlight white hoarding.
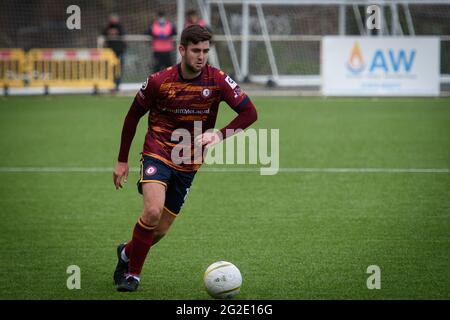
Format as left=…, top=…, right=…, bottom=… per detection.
left=322, top=37, right=440, bottom=96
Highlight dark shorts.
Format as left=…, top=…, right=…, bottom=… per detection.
left=137, top=155, right=196, bottom=216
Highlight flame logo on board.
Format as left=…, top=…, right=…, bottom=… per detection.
left=346, top=42, right=365, bottom=74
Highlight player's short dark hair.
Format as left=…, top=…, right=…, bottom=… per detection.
left=180, top=25, right=212, bottom=47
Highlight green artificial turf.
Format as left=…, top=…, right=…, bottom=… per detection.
left=0, top=95, right=449, bottom=299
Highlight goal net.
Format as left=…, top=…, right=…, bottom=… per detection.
left=1, top=0, right=450, bottom=89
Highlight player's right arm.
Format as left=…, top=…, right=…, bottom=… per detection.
left=113, top=76, right=155, bottom=190
left=113, top=98, right=148, bottom=189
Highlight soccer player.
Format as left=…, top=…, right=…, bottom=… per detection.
left=112, top=25, right=258, bottom=292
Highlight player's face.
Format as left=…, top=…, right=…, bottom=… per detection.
left=180, top=41, right=210, bottom=73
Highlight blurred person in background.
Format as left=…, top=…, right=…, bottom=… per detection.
left=147, top=11, right=177, bottom=73
left=102, top=14, right=127, bottom=91
left=184, top=9, right=212, bottom=34
left=184, top=9, right=206, bottom=28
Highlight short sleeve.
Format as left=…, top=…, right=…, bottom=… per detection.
left=216, top=71, right=249, bottom=113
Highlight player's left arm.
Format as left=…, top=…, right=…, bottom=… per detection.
left=196, top=74, right=257, bottom=147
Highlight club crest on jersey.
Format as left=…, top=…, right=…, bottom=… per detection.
left=145, top=165, right=157, bottom=176
left=201, top=88, right=211, bottom=98
left=225, top=75, right=237, bottom=89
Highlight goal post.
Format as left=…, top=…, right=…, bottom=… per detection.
left=202, top=0, right=450, bottom=87
left=5, top=0, right=446, bottom=91
left=91, top=0, right=450, bottom=90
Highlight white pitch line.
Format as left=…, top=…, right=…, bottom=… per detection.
left=0, top=167, right=449, bottom=173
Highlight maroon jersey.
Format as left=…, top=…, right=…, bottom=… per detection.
left=135, top=64, right=249, bottom=172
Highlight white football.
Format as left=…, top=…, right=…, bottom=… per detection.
left=203, top=261, right=242, bottom=299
